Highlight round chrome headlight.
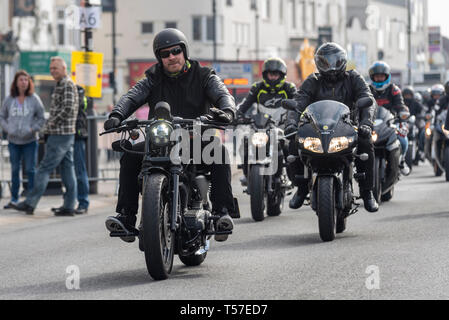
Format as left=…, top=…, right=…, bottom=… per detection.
left=149, top=121, right=173, bottom=147
left=251, top=132, right=269, bottom=147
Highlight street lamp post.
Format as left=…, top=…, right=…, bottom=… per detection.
left=407, top=0, right=412, bottom=85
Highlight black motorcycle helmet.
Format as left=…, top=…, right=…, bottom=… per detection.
left=314, top=42, right=348, bottom=82
left=402, top=86, right=415, bottom=99
left=153, top=28, right=189, bottom=63
left=262, top=57, right=287, bottom=87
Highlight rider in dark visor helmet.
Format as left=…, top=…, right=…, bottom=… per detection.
left=314, top=42, right=348, bottom=82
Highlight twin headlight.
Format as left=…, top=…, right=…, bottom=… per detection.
left=299, top=136, right=353, bottom=154
left=148, top=121, right=173, bottom=147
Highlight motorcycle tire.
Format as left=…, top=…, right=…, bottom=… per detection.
left=373, top=156, right=382, bottom=204
left=336, top=217, right=346, bottom=234
left=445, top=146, right=449, bottom=182
left=381, top=187, right=394, bottom=202
left=267, top=187, right=284, bottom=217
left=405, top=147, right=414, bottom=173
left=249, top=165, right=265, bottom=222
left=142, top=173, right=175, bottom=280
left=434, top=160, right=443, bottom=177
left=317, top=176, right=336, bottom=242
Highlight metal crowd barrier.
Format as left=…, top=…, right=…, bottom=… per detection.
left=0, top=115, right=122, bottom=200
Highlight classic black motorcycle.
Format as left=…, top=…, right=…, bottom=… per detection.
left=282, top=99, right=370, bottom=242
left=371, top=106, right=402, bottom=203
left=432, top=109, right=449, bottom=181
left=236, top=104, right=290, bottom=222
left=101, top=102, right=240, bottom=280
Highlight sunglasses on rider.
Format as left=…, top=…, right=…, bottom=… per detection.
left=159, top=47, right=183, bottom=59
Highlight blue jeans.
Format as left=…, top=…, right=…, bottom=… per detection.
left=74, top=139, right=89, bottom=209
left=8, top=141, right=38, bottom=203
left=398, top=135, right=409, bottom=156
left=25, top=135, right=77, bottom=209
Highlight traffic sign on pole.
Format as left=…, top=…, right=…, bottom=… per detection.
left=71, top=51, right=104, bottom=98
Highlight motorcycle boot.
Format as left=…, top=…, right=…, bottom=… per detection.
left=214, top=208, right=234, bottom=242
left=361, top=190, right=379, bottom=212
left=105, top=210, right=138, bottom=243
left=289, top=187, right=309, bottom=209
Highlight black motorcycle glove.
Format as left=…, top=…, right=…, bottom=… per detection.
left=104, top=116, right=122, bottom=131
left=284, top=124, right=298, bottom=136
left=358, top=124, right=372, bottom=139
left=209, top=108, right=234, bottom=124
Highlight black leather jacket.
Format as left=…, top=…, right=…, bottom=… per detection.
left=287, top=70, right=377, bottom=128
left=110, top=60, right=236, bottom=121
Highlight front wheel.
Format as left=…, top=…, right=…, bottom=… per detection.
left=434, top=160, right=443, bottom=177
left=373, top=156, right=382, bottom=204
left=249, top=165, right=265, bottom=222
left=317, top=176, right=336, bottom=242
left=142, top=173, right=175, bottom=280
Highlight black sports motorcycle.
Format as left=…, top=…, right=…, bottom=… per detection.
left=371, top=106, right=401, bottom=203
left=236, top=104, right=290, bottom=221
left=101, top=102, right=240, bottom=280
left=282, top=99, right=370, bottom=242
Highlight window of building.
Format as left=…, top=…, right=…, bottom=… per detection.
left=279, top=0, right=284, bottom=23
left=261, top=0, right=271, bottom=20
left=290, top=0, right=297, bottom=29
left=193, top=16, right=223, bottom=43
left=193, top=17, right=202, bottom=41
left=142, top=22, right=153, bottom=34
left=165, top=22, right=177, bottom=29
left=226, top=0, right=233, bottom=6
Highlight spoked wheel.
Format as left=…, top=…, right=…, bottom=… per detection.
left=142, top=174, right=175, bottom=280
left=317, top=176, right=336, bottom=242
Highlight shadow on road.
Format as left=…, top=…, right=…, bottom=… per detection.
left=0, top=265, right=205, bottom=298
left=376, top=211, right=449, bottom=223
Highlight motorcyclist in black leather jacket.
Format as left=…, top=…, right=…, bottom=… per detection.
left=103, top=28, right=237, bottom=242
left=285, top=42, right=379, bottom=213
left=237, top=57, right=296, bottom=185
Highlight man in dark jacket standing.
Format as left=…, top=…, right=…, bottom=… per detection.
left=285, top=42, right=379, bottom=213
left=103, top=29, right=236, bottom=242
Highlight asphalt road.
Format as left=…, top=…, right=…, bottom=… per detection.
left=1, top=163, right=449, bottom=300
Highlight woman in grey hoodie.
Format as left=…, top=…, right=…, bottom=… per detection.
left=0, top=70, right=45, bottom=208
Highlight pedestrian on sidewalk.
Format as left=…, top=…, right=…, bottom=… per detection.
left=11, top=57, right=79, bottom=216
left=0, top=70, right=45, bottom=209
left=73, top=85, right=90, bottom=214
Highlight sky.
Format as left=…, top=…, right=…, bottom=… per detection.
left=428, top=0, right=449, bottom=37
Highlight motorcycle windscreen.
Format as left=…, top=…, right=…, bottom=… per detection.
left=304, top=100, right=350, bottom=131
left=257, top=104, right=287, bottom=127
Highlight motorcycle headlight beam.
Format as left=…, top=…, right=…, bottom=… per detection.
left=149, top=121, right=173, bottom=147
left=303, top=137, right=324, bottom=153
left=251, top=132, right=269, bottom=147
left=372, top=131, right=378, bottom=143
left=328, top=137, right=350, bottom=153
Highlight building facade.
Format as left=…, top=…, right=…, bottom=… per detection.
left=346, top=0, right=429, bottom=86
